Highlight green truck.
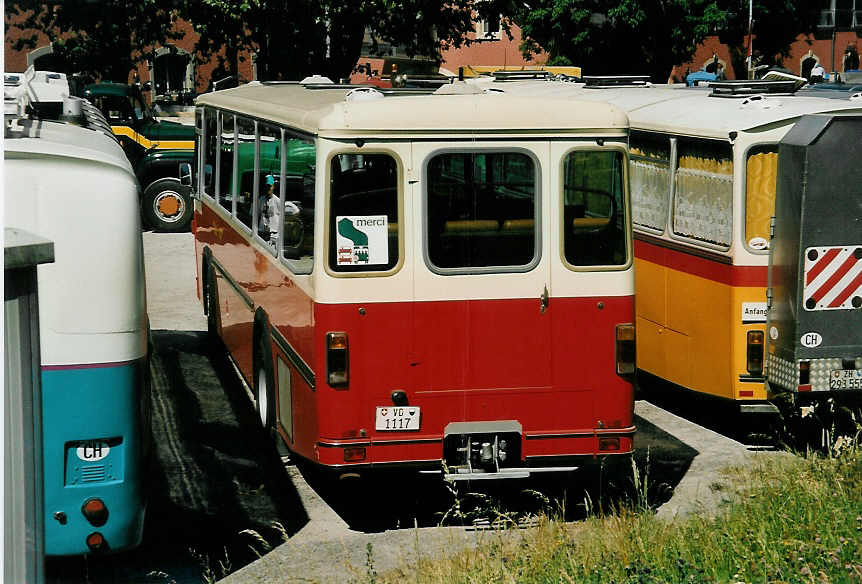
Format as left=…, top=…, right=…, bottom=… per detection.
left=83, top=82, right=195, bottom=231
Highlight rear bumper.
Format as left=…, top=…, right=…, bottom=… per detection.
left=313, top=425, right=635, bottom=472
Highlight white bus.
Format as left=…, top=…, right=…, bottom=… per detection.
left=4, top=68, right=150, bottom=555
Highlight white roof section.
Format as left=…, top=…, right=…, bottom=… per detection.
left=194, top=81, right=629, bottom=138
left=5, top=117, right=134, bottom=175
left=484, top=80, right=862, bottom=139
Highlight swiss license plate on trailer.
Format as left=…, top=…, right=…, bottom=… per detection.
left=375, top=406, right=421, bottom=431
left=829, top=370, right=862, bottom=390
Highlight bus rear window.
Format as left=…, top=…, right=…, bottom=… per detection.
left=563, top=150, right=627, bottom=267
left=328, top=153, right=399, bottom=273
left=426, top=151, right=537, bottom=271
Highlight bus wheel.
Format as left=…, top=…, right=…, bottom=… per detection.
left=142, top=178, right=192, bottom=232
left=254, top=318, right=276, bottom=432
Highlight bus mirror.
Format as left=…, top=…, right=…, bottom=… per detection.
left=179, top=163, right=192, bottom=187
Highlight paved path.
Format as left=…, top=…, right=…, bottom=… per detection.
left=143, top=231, right=206, bottom=332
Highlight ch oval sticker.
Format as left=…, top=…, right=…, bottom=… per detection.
left=801, top=332, right=823, bottom=348
left=76, top=441, right=110, bottom=462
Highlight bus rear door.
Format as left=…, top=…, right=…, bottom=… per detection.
left=411, top=143, right=553, bottom=450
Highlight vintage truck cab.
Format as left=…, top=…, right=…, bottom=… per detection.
left=83, top=82, right=195, bottom=231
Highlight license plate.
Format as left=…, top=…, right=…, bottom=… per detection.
left=375, top=406, right=420, bottom=431
left=830, top=369, right=862, bottom=390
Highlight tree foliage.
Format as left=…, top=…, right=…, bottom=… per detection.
left=182, top=0, right=511, bottom=83
left=715, top=1, right=819, bottom=80
left=6, top=1, right=181, bottom=83
left=512, top=0, right=818, bottom=82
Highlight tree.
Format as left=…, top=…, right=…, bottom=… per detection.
left=715, top=1, right=819, bottom=80
left=6, top=1, right=181, bottom=84
left=512, top=0, right=726, bottom=82
left=182, top=0, right=515, bottom=83
left=512, top=0, right=819, bottom=82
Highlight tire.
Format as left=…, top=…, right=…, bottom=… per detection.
left=142, top=177, right=192, bottom=232
left=253, top=313, right=276, bottom=432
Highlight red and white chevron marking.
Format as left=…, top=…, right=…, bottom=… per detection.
left=803, top=245, right=862, bottom=311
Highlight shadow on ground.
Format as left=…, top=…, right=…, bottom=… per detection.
left=298, top=412, right=698, bottom=534
left=47, top=330, right=309, bottom=584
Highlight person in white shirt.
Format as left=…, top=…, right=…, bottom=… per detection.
left=259, top=174, right=281, bottom=245
left=810, top=63, right=826, bottom=83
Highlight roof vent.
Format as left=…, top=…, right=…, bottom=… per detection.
left=434, top=81, right=485, bottom=95
left=710, top=79, right=800, bottom=97
left=492, top=70, right=552, bottom=81
left=345, top=86, right=384, bottom=102
left=300, top=75, right=334, bottom=85
left=584, top=75, right=651, bottom=88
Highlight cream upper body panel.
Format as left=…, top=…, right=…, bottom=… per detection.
left=483, top=80, right=862, bottom=139
left=194, top=81, right=629, bottom=138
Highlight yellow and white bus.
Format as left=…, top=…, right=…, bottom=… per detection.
left=485, top=78, right=862, bottom=415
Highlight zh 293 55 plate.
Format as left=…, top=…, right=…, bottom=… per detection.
left=829, top=369, right=862, bottom=390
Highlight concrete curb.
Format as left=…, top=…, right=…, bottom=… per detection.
left=634, top=400, right=752, bottom=520
left=220, top=400, right=764, bottom=583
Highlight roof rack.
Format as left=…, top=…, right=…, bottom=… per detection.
left=392, top=75, right=453, bottom=89
left=492, top=70, right=552, bottom=81
left=583, top=75, right=651, bottom=88
left=709, top=79, right=800, bottom=97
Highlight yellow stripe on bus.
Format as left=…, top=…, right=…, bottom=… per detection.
left=111, top=126, right=194, bottom=150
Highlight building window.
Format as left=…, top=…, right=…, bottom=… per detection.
left=476, top=14, right=501, bottom=40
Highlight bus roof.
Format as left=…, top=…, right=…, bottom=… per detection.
left=194, top=81, right=629, bottom=138
left=5, top=118, right=134, bottom=174
left=484, top=81, right=862, bottom=139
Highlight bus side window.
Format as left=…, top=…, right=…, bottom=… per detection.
left=328, top=153, right=399, bottom=273
left=672, top=139, right=733, bottom=248
left=235, top=117, right=256, bottom=230
left=563, top=150, right=627, bottom=267
left=203, top=109, right=217, bottom=197
left=745, top=146, right=778, bottom=250
left=218, top=113, right=235, bottom=214
left=255, top=124, right=282, bottom=250
left=630, top=132, right=671, bottom=233
left=427, top=152, right=536, bottom=270
left=281, top=137, right=316, bottom=274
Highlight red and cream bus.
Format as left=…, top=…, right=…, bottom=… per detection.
left=191, top=79, right=635, bottom=480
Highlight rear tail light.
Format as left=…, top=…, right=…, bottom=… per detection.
left=599, top=436, right=621, bottom=451
left=86, top=532, right=106, bottom=552
left=326, top=332, right=349, bottom=387
left=615, top=324, right=635, bottom=376
left=343, top=447, right=366, bottom=462
left=746, top=330, right=764, bottom=375
left=799, top=360, right=811, bottom=388
left=81, top=498, right=108, bottom=527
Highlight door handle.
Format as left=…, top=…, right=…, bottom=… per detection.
left=540, top=285, right=549, bottom=314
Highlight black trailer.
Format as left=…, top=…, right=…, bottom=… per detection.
left=766, top=113, right=862, bottom=408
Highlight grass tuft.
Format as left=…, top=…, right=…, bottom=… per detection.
left=374, top=445, right=862, bottom=583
